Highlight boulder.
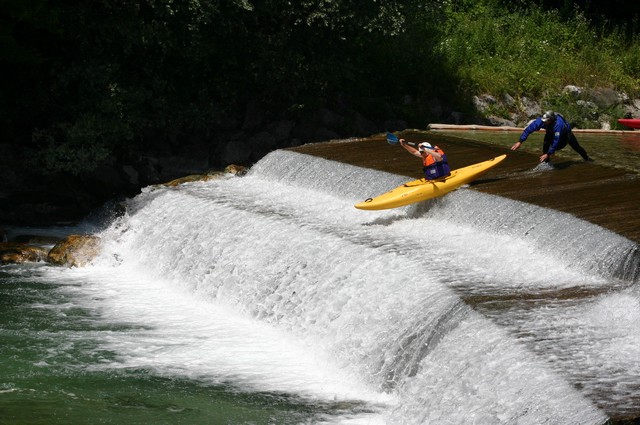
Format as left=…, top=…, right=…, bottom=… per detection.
left=47, top=235, right=102, bottom=267
left=588, top=87, right=620, bottom=109
left=502, top=93, right=516, bottom=107
left=472, top=94, right=497, bottom=113
left=0, top=242, right=48, bottom=264
left=519, top=97, right=541, bottom=120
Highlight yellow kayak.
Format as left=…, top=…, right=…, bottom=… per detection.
left=355, top=154, right=507, bottom=210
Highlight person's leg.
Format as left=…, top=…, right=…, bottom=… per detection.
left=568, top=132, right=592, bottom=161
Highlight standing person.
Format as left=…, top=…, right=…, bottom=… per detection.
left=511, top=110, right=593, bottom=163
left=399, top=138, right=451, bottom=180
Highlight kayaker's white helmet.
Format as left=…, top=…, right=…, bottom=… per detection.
left=418, top=142, right=432, bottom=151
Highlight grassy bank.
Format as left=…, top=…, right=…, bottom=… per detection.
left=429, top=2, right=640, bottom=126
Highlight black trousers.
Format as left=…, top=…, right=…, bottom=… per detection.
left=543, top=132, right=590, bottom=160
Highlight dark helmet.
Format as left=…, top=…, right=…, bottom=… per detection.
left=541, top=110, right=556, bottom=123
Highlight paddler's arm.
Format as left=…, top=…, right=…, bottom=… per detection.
left=424, top=147, right=443, bottom=161
left=399, top=139, right=422, bottom=158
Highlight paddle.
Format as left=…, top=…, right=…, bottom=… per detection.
left=386, top=132, right=416, bottom=146
left=386, top=132, right=400, bottom=145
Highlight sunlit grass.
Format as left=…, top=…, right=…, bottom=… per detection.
left=434, top=5, right=640, bottom=100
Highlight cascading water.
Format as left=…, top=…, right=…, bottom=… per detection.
left=16, top=149, right=640, bottom=424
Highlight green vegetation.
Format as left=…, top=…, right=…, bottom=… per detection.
left=435, top=1, right=640, bottom=99
left=1, top=0, right=639, bottom=175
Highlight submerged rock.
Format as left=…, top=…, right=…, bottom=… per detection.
left=47, top=235, right=102, bottom=267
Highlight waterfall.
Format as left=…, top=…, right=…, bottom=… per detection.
left=70, top=149, right=640, bottom=424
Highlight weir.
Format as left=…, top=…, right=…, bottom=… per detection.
left=257, top=150, right=640, bottom=283
left=292, top=131, right=640, bottom=244
left=83, top=148, right=640, bottom=423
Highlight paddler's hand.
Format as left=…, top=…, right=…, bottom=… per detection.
left=539, top=153, right=550, bottom=163
left=510, top=141, right=522, bottom=151
left=399, top=138, right=406, bottom=145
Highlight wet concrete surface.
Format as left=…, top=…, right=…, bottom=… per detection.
left=290, top=131, right=640, bottom=244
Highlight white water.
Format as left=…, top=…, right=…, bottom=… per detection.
left=38, top=150, right=640, bottom=423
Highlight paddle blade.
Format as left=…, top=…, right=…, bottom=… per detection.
left=386, top=132, right=399, bottom=145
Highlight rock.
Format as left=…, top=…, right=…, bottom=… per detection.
left=519, top=97, right=540, bottom=119
left=162, top=172, right=225, bottom=187
left=622, top=99, right=640, bottom=118
left=502, top=93, right=516, bottom=107
left=161, top=164, right=247, bottom=188
left=0, top=242, right=49, bottom=264
left=588, top=87, right=620, bottom=109
left=47, top=235, right=102, bottom=267
left=473, top=94, right=497, bottom=113
left=563, top=85, right=583, bottom=98
left=224, top=164, right=248, bottom=176
left=576, top=100, right=599, bottom=119
left=486, top=116, right=516, bottom=127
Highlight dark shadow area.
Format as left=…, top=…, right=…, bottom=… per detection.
left=467, top=177, right=508, bottom=186
left=550, top=160, right=588, bottom=170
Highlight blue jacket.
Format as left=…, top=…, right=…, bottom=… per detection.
left=519, top=114, right=571, bottom=155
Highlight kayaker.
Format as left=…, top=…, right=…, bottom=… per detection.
left=511, top=110, right=593, bottom=163
left=399, top=139, right=451, bottom=180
